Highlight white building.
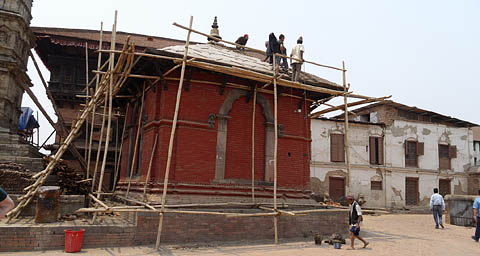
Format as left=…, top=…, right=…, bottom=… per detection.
left=310, top=101, right=478, bottom=209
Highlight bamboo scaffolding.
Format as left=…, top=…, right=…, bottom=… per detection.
left=96, top=12, right=118, bottom=209
left=342, top=61, right=351, bottom=193
left=251, top=86, right=257, bottom=203
left=272, top=54, right=279, bottom=244
left=143, top=133, right=158, bottom=202
left=97, top=49, right=376, bottom=101
left=125, top=83, right=146, bottom=198
left=156, top=16, right=193, bottom=250
left=113, top=104, right=129, bottom=192
left=6, top=36, right=135, bottom=221
left=84, top=42, right=89, bottom=163
left=87, top=22, right=104, bottom=180
left=91, top=89, right=108, bottom=191
left=310, top=95, right=392, bottom=118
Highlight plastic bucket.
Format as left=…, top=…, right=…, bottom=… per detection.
left=333, top=242, right=342, bottom=249
left=64, top=229, right=84, bottom=253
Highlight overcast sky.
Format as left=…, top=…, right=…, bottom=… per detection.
left=24, top=0, right=479, bottom=150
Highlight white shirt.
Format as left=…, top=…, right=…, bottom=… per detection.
left=430, top=193, right=445, bottom=211
left=291, top=44, right=304, bottom=64
left=350, top=201, right=362, bottom=226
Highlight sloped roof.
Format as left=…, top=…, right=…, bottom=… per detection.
left=32, top=26, right=190, bottom=50
left=335, top=100, right=478, bottom=127
left=159, top=44, right=341, bottom=89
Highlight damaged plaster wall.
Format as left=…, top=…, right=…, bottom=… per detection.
left=311, top=118, right=473, bottom=209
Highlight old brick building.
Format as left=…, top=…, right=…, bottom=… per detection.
left=33, top=26, right=344, bottom=201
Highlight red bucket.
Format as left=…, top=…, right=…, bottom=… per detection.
left=64, top=229, right=85, bottom=253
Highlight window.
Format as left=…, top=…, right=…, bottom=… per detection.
left=330, top=134, right=345, bottom=162
left=405, top=141, right=424, bottom=167
left=371, top=180, right=382, bottom=190
left=475, top=157, right=477, bottom=166
left=439, top=144, right=456, bottom=170
left=369, top=136, right=384, bottom=165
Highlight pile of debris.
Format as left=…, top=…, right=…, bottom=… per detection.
left=0, top=162, right=35, bottom=194
left=48, top=159, right=90, bottom=195
left=0, top=159, right=90, bottom=195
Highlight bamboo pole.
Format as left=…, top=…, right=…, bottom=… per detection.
left=342, top=61, right=351, bottom=194
left=97, top=12, right=117, bottom=201
left=113, top=103, right=129, bottom=192
left=251, top=86, right=257, bottom=203
left=143, top=133, right=158, bottom=202
left=156, top=16, right=193, bottom=250
left=310, top=95, right=392, bottom=118
left=125, top=83, right=146, bottom=198
left=272, top=54, right=279, bottom=244
left=84, top=42, right=89, bottom=165
left=91, top=91, right=108, bottom=191
left=88, top=193, right=109, bottom=209
left=87, top=21, right=103, bottom=179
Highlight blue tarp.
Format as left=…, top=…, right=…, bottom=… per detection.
left=18, top=107, right=40, bottom=130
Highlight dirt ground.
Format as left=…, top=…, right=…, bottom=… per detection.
left=3, top=214, right=479, bottom=256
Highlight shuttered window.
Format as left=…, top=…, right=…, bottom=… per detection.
left=371, top=180, right=382, bottom=190
left=330, top=134, right=345, bottom=162
left=369, top=136, right=384, bottom=165
left=405, top=141, right=424, bottom=167
left=439, top=144, right=456, bottom=170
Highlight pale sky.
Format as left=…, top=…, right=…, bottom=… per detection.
left=23, top=0, right=479, bottom=151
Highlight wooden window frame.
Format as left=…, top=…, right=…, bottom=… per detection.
left=438, top=144, right=456, bottom=170
left=439, top=179, right=451, bottom=197
left=405, top=140, right=424, bottom=168
left=330, top=134, right=345, bottom=163
left=369, top=136, right=384, bottom=165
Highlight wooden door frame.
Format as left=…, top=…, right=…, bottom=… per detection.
left=405, top=177, right=419, bottom=206
left=329, top=176, right=346, bottom=201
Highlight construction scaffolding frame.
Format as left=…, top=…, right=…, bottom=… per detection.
left=7, top=13, right=391, bottom=249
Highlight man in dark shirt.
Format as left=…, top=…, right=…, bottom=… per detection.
left=347, top=195, right=369, bottom=249
left=0, top=186, right=15, bottom=219
left=235, top=34, right=248, bottom=50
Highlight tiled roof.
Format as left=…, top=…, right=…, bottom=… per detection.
left=160, top=44, right=341, bottom=89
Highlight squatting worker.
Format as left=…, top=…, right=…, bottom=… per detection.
left=430, top=188, right=445, bottom=229
left=290, top=36, right=304, bottom=82
left=347, top=194, right=369, bottom=250
left=0, top=186, right=15, bottom=219
left=472, top=193, right=480, bottom=242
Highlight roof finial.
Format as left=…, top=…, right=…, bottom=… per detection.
left=208, top=16, right=222, bottom=42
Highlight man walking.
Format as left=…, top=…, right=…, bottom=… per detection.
left=290, top=36, right=304, bottom=82
left=347, top=195, right=369, bottom=250
left=0, top=186, right=14, bottom=219
left=430, top=188, right=445, bottom=229
left=472, top=194, right=480, bottom=242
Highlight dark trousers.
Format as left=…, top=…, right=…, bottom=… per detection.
left=432, top=205, right=443, bottom=227
left=475, top=216, right=480, bottom=240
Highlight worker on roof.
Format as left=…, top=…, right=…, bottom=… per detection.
left=235, top=34, right=248, bottom=50
left=290, top=36, right=304, bottom=82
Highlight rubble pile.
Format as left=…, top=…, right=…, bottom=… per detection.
left=51, top=160, right=90, bottom=195
left=0, top=162, right=35, bottom=194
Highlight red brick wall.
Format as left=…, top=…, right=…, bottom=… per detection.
left=119, top=71, right=312, bottom=190
left=0, top=210, right=347, bottom=251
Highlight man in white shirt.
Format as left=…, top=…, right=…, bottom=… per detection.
left=430, top=188, right=445, bottom=229
left=347, top=195, right=369, bottom=250
left=290, top=36, right=304, bottom=82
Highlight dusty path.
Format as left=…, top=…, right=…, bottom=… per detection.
left=3, top=214, right=479, bottom=256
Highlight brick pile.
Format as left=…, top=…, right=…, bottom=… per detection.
left=0, top=162, right=35, bottom=194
